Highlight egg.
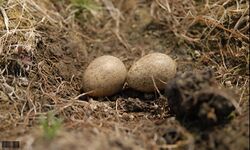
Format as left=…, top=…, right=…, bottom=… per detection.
left=83, top=55, right=127, bottom=97
left=127, top=53, right=177, bottom=92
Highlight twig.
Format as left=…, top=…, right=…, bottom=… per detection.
left=196, top=16, right=249, bottom=41
left=102, top=0, right=130, bottom=49
left=239, top=78, right=248, bottom=106
left=73, top=91, right=94, bottom=100
left=151, top=76, right=161, bottom=96
left=156, top=0, right=171, bottom=13
left=0, top=6, right=9, bottom=33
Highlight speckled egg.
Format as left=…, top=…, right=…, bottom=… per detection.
left=83, top=55, right=127, bottom=97
left=127, top=53, right=177, bottom=92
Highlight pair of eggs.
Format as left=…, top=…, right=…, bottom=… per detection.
left=83, top=53, right=177, bottom=97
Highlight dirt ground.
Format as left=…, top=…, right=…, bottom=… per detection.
left=0, top=0, right=249, bottom=150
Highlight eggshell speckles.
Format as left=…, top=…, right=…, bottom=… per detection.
left=127, top=53, right=177, bottom=92
left=83, top=55, right=127, bottom=97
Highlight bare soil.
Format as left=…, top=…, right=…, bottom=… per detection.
left=0, top=0, right=249, bottom=150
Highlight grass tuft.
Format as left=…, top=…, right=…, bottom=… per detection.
left=70, top=0, right=99, bottom=11
left=40, top=112, right=63, bottom=140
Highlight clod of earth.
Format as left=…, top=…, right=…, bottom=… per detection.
left=155, top=118, right=194, bottom=149
left=165, top=70, right=236, bottom=128
left=127, top=53, right=177, bottom=92
left=83, top=55, right=127, bottom=97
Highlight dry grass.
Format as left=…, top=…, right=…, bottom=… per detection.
left=0, top=0, right=73, bottom=135
left=152, top=0, right=249, bottom=104
left=0, top=0, right=249, bottom=149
